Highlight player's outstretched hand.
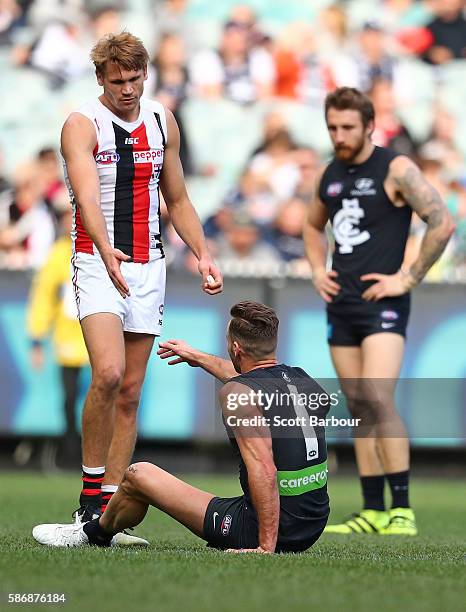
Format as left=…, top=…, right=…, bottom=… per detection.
left=101, top=247, right=131, bottom=298
left=157, top=339, right=200, bottom=366
left=198, top=258, right=223, bottom=295
left=312, top=269, right=341, bottom=303
left=225, top=547, right=273, bottom=554
left=361, top=271, right=414, bottom=301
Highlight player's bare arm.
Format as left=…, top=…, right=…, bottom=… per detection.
left=361, top=156, right=455, bottom=301
left=303, top=168, right=341, bottom=303
left=160, top=109, right=223, bottom=295
left=61, top=113, right=131, bottom=297
left=157, top=339, right=237, bottom=383
left=219, top=381, right=279, bottom=553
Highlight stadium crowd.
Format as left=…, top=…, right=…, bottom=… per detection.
left=0, top=0, right=465, bottom=279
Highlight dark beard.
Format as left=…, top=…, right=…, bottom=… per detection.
left=334, top=138, right=366, bottom=163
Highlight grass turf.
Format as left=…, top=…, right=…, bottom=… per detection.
left=0, top=472, right=465, bottom=612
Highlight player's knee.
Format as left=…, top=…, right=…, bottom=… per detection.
left=93, top=364, right=124, bottom=394
left=116, top=380, right=142, bottom=416
left=122, top=462, right=152, bottom=495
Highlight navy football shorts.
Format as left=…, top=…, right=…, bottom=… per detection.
left=203, top=495, right=326, bottom=553
left=327, top=301, right=410, bottom=347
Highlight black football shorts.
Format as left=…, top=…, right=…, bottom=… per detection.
left=203, top=495, right=326, bottom=553
left=327, top=300, right=410, bottom=347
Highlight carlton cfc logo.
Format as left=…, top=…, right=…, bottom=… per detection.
left=333, top=198, right=371, bottom=254
left=95, top=150, right=120, bottom=164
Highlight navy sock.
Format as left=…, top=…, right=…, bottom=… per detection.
left=83, top=518, right=114, bottom=547
left=386, top=470, right=410, bottom=508
left=360, top=475, right=385, bottom=511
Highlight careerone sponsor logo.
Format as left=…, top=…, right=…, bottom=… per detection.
left=133, top=149, right=163, bottom=163
left=277, top=460, right=328, bottom=496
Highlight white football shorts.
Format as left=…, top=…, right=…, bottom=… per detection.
left=71, top=252, right=166, bottom=335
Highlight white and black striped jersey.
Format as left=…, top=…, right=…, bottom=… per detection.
left=64, top=97, right=167, bottom=263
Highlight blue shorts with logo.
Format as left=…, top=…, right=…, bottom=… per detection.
left=203, top=495, right=326, bottom=553
left=326, top=300, right=410, bottom=347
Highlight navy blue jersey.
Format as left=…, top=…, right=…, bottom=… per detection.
left=224, top=364, right=330, bottom=545
left=319, top=146, right=412, bottom=309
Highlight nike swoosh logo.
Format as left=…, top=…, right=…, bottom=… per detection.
left=213, top=512, right=219, bottom=530
left=381, top=322, right=396, bottom=329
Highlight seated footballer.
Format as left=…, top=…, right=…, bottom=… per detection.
left=33, top=301, right=330, bottom=553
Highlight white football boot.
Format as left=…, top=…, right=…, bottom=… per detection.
left=32, top=523, right=90, bottom=547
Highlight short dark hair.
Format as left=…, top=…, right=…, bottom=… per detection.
left=229, top=301, right=279, bottom=358
left=325, top=87, right=375, bottom=127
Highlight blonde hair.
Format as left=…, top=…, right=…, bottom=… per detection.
left=91, top=31, right=149, bottom=75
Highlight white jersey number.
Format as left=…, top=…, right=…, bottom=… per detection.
left=287, top=384, right=319, bottom=461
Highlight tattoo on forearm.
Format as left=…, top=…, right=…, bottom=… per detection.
left=127, top=465, right=137, bottom=474
left=395, top=166, right=453, bottom=282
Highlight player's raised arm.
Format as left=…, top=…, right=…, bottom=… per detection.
left=157, top=339, right=238, bottom=383
left=160, top=109, right=223, bottom=295
left=219, top=381, right=279, bottom=554
left=390, top=156, right=455, bottom=286
left=61, top=113, right=131, bottom=297
left=303, top=169, right=341, bottom=303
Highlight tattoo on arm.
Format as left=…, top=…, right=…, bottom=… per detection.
left=127, top=465, right=137, bottom=474
left=394, top=165, right=453, bottom=283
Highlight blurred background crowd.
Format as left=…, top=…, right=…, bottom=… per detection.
left=0, top=0, right=465, bottom=280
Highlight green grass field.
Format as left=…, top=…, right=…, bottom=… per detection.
left=1, top=472, right=465, bottom=612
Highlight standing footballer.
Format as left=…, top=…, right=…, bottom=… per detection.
left=303, top=87, right=454, bottom=535
left=33, top=32, right=222, bottom=545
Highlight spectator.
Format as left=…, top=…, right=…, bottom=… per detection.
left=0, top=162, right=55, bottom=268
left=274, top=22, right=336, bottom=105
left=214, top=168, right=274, bottom=225
left=250, top=111, right=290, bottom=156
left=248, top=129, right=300, bottom=201
left=424, top=106, right=466, bottom=182
left=88, top=4, right=121, bottom=42
left=292, top=147, right=320, bottom=203
left=24, top=12, right=88, bottom=86
left=415, top=141, right=466, bottom=276
left=265, top=198, right=307, bottom=262
left=369, top=78, right=417, bottom=157
left=37, top=147, right=64, bottom=205
left=317, top=4, right=351, bottom=55
left=424, top=0, right=466, bottom=64
left=149, top=33, right=193, bottom=174
left=213, top=209, right=280, bottom=265
left=152, top=0, right=194, bottom=54
left=203, top=205, right=234, bottom=242
left=351, top=21, right=398, bottom=91
left=228, top=3, right=269, bottom=50
left=0, top=0, right=21, bottom=46
left=190, top=20, right=275, bottom=104
left=380, top=0, right=433, bottom=32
